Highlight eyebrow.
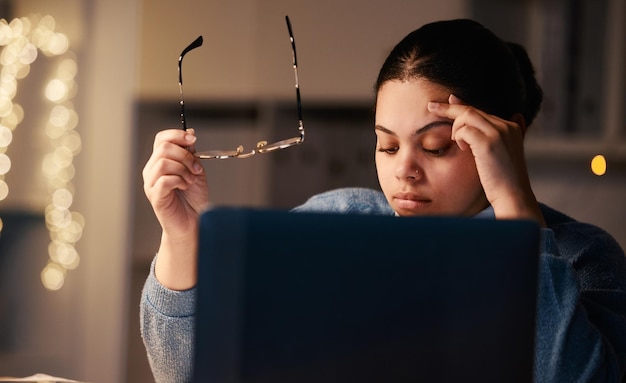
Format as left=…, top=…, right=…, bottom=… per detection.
left=375, top=120, right=452, bottom=137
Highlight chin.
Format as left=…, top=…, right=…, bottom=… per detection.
left=393, top=207, right=433, bottom=217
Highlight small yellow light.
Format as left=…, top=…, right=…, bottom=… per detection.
left=19, top=43, right=37, bottom=64
left=0, top=179, right=8, bottom=200
left=0, top=125, right=12, bottom=146
left=45, top=78, right=68, bottom=102
left=46, top=33, right=69, bottom=56
left=41, top=262, right=65, bottom=291
left=52, top=188, right=73, bottom=210
left=49, top=104, right=70, bottom=127
left=0, top=152, right=11, bottom=174
left=591, top=154, right=607, bottom=176
left=0, top=95, right=12, bottom=117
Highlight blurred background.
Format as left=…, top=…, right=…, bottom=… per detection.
left=0, top=0, right=623, bottom=382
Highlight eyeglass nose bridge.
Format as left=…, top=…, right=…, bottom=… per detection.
left=194, top=131, right=304, bottom=159
left=255, top=132, right=304, bottom=154
left=194, top=145, right=252, bottom=160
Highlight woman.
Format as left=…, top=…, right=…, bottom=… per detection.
left=141, top=19, right=626, bottom=382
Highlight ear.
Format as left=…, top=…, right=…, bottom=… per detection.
left=511, top=113, right=527, bottom=137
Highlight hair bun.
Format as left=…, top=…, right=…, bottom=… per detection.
left=506, top=42, right=543, bottom=126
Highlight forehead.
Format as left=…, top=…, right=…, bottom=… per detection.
left=377, top=79, right=450, bottom=107
left=375, top=79, right=451, bottom=128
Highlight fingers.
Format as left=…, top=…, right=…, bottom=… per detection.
left=143, top=128, right=204, bottom=194
left=428, top=96, right=508, bottom=134
left=427, top=95, right=522, bottom=151
left=152, top=128, right=197, bottom=151
left=448, top=93, right=464, bottom=105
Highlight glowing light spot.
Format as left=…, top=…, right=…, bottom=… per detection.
left=19, top=43, right=37, bottom=64
left=51, top=164, right=75, bottom=183
left=45, top=33, right=69, bottom=56
left=64, top=255, right=80, bottom=270
left=591, top=155, right=607, bottom=176
left=45, top=78, right=67, bottom=102
left=15, top=63, right=31, bottom=79
left=42, top=153, right=61, bottom=177
left=49, top=105, right=70, bottom=127
left=0, top=179, right=8, bottom=200
left=46, top=207, right=71, bottom=229
left=57, top=58, right=77, bottom=80
left=49, top=240, right=79, bottom=269
left=0, top=96, right=12, bottom=117
left=45, top=122, right=64, bottom=139
left=0, top=153, right=10, bottom=174
left=60, top=131, right=82, bottom=154
left=31, top=27, right=52, bottom=49
left=72, top=212, right=85, bottom=228
left=38, top=15, right=56, bottom=31
left=53, top=146, right=73, bottom=168
left=56, top=226, right=82, bottom=243
left=0, top=22, right=13, bottom=46
left=0, top=43, right=19, bottom=65
left=1, top=63, right=17, bottom=77
left=19, top=17, right=32, bottom=36
left=7, top=103, right=24, bottom=126
left=65, top=108, right=79, bottom=130
left=0, top=125, right=13, bottom=146
left=41, top=262, right=65, bottom=291
left=8, top=18, right=25, bottom=39
left=0, top=74, right=17, bottom=98
left=52, top=188, right=73, bottom=210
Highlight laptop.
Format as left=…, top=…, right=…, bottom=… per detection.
left=193, top=207, right=540, bottom=383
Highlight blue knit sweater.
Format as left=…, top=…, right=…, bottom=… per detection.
left=140, top=187, right=626, bottom=382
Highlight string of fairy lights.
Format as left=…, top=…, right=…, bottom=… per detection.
left=0, top=14, right=83, bottom=291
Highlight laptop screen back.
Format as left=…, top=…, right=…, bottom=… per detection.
left=193, top=208, right=540, bottom=383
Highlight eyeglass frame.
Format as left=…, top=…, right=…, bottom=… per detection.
left=177, top=15, right=304, bottom=159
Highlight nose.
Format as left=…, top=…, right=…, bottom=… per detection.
left=395, top=149, right=422, bottom=181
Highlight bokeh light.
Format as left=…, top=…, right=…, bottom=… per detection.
left=591, top=154, right=607, bottom=176
left=0, top=14, right=82, bottom=291
left=41, top=262, right=65, bottom=291
left=0, top=125, right=13, bottom=146
left=0, top=152, right=10, bottom=174
left=0, top=179, right=7, bottom=200
left=45, top=78, right=68, bottom=102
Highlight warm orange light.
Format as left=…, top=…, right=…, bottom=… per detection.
left=591, top=155, right=607, bottom=176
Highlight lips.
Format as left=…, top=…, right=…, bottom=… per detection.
left=392, top=191, right=432, bottom=211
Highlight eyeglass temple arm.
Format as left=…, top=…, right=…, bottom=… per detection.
left=178, top=35, right=203, bottom=130
left=285, top=15, right=303, bottom=133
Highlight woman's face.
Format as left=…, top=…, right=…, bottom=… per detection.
left=375, top=78, right=488, bottom=217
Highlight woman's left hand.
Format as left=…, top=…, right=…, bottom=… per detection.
left=428, top=94, right=546, bottom=226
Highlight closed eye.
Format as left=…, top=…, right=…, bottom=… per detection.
left=423, top=143, right=452, bottom=156
left=377, top=146, right=399, bottom=154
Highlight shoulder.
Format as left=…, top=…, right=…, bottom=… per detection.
left=291, top=187, right=394, bottom=215
left=540, top=203, right=623, bottom=256
left=540, top=203, right=626, bottom=290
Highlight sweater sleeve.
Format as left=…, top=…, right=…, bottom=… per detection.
left=140, top=256, right=196, bottom=383
left=534, top=228, right=626, bottom=382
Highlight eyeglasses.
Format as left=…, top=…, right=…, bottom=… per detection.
left=178, top=15, right=304, bottom=159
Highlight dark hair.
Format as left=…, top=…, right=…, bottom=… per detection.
left=375, top=19, right=543, bottom=126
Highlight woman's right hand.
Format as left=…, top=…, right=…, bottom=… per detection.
left=142, top=128, right=209, bottom=290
